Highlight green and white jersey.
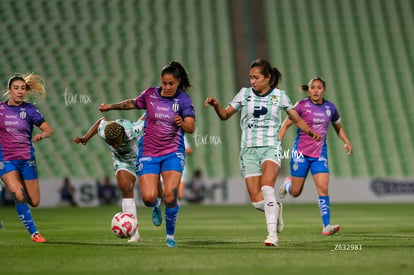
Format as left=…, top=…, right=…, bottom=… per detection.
left=98, top=118, right=144, bottom=164
left=229, top=87, right=294, bottom=148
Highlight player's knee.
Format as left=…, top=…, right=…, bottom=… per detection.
left=143, top=199, right=155, bottom=207
left=12, top=188, right=27, bottom=204
left=165, top=188, right=178, bottom=208
left=290, top=190, right=301, bottom=197
left=29, top=199, right=40, bottom=207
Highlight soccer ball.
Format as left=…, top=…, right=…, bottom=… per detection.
left=111, top=212, right=138, bottom=238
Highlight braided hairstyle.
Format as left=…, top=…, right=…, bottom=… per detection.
left=104, top=121, right=124, bottom=141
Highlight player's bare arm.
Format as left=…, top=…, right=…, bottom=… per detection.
left=174, top=116, right=195, bottom=133
left=333, top=123, right=353, bottom=155
left=287, top=109, right=321, bottom=141
left=73, top=117, right=106, bottom=145
left=279, top=117, right=294, bottom=140
left=205, top=97, right=236, bottom=120
left=99, top=99, right=136, bottom=112
left=32, top=122, right=54, bottom=143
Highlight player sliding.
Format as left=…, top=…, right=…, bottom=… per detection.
left=278, top=77, right=353, bottom=235
left=99, top=61, right=195, bottom=248
left=205, top=59, right=320, bottom=247
left=73, top=114, right=146, bottom=242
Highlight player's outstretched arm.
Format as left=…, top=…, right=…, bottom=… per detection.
left=204, top=97, right=236, bottom=120
left=99, top=99, right=136, bottom=112
left=73, top=117, right=106, bottom=145
left=286, top=109, right=321, bottom=141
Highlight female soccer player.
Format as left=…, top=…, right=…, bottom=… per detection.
left=205, top=59, right=320, bottom=247
left=99, top=61, right=195, bottom=248
left=0, top=74, right=53, bottom=242
left=278, top=77, right=353, bottom=235
left=73, top=114, right=145, bottom=242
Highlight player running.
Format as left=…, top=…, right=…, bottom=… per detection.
left=278, top=77, right=353, bottom=235
left=74, top=114, right=147, bottom=242
left=205, top=59, right=320, bottom=247
left=0, top=74, right=53, bottom=242
left=99, top=61, right=195, bottom=248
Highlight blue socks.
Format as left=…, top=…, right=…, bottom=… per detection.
left=318, top=196, right=330, bottom=227
left=16, top=202, right=38, bottom=235
left=165, top=205, right=179, bottom=236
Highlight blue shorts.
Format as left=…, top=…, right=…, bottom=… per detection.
left=0, top=159, right=38, bottom=180
left=136, top=152, right=185, bottom=176
left=290, top=155, right=329, bottom=178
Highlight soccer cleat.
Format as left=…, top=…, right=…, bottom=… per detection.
left=31, top=233, right=46, bottom=243
left=128, top=231, right=142, bottom=242
left=264, top=235, right=279, bottom=247
left=152, top=205, right=162, bottom=227
left=322, top=224, right=341, bottom=235
left=277, top=202, right=284, bottom=233
left=279, top=177, right=291, bottom=199
left=166, top=237, right=177, bottom=248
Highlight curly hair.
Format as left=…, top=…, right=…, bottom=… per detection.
left=104, top=121, right=123, bottom=141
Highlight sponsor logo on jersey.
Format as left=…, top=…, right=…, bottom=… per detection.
left=253, top=106, right=268, bottom=118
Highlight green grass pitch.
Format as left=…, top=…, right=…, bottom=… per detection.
left=0, top=203, right=413, bottom=274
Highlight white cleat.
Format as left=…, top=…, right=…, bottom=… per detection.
left=322, top=224, right=341, bottom=235
left=279, top=177, right=291, bottom=199
left=264, top=235, right=279, bottom=247
left=277, top=202, right=284, bottom=233
left=128, top=231, right=142, bottom=242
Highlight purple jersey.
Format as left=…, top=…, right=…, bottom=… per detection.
left=0, top=101, right=45, bottom=160
left=135, top=87, right=195, bottom=157
left=292, top=98, right=340, bottom=158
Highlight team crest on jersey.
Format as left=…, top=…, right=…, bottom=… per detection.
left=325, top=106, right=331, bottom=117
left=20, top=111, right=27, bottom=119
left=172, top=100, right=180, bottom=113
left=270, top=96, right=279, bottom=105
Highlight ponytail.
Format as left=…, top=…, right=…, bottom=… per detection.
left=4, top=73, right=46, bottom=101
left=161, top=61, right=191, bottom=91
left=250, top=58, right=282, bottom=89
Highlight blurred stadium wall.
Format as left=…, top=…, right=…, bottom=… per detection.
left=0, top=0, right=413, bottom=205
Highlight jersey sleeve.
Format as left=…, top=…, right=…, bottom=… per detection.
left=229, top=88, right=246, bottom=111
left=29, top=105, right=46, bottom=127
left=135, top=89, right=148, bottom=109
left=97, top=120, right=108, bottom=141
left=331, top=104, right=341, bottom=124
left=179, top=92, right=195, bottom=119
left=280, top=91, right=294, bottom=112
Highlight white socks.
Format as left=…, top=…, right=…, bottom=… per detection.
left=251, top=200, right=265, bottom=211
left=261, top=186, right=278, bottom=236
left=122, top=198, right=137, bottom=222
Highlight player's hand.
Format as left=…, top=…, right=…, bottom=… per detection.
left=205, top=97, right=219, bottom=107
left=32, top=134, right=44, bottom=143
left=99, top=103, right=111, bottom=112
left=308, top=131, right=322, bottom=141
left=344, top=143, right=353, bottom=155
left=174, top=115, right=183, bottom=127
left=73, top=137, right=87, bottom=145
